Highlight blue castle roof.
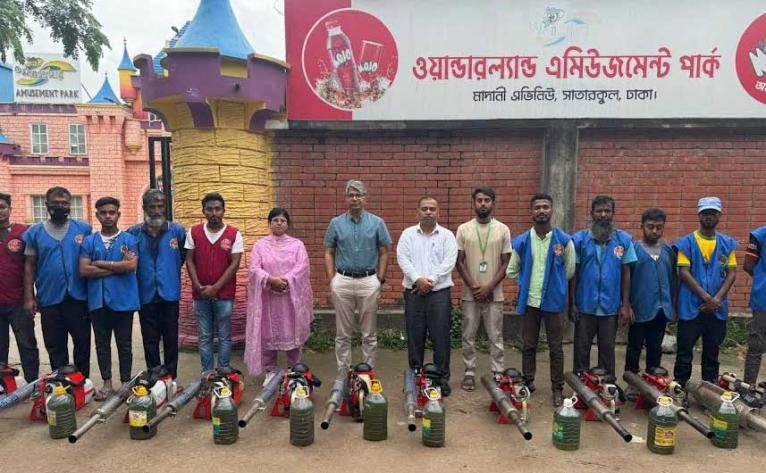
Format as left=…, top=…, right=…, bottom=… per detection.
left=118, top=40, right=136, bottom=71
left=89, top=75, right=121, bottom=104
left=153, top=21, right=190, bottom=76
left=173, top=0, right=254, bottom=60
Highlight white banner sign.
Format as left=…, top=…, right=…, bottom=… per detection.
left=13, top=53, right=81, bottom=104
left=286, top=0, right=766, bottom=120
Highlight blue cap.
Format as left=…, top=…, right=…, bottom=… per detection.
left=697, top=196, right=722, bottom=213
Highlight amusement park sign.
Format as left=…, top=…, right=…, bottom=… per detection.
left=285, top=0, right=766, bottom=120
left=14, top=53, right=81, bottom=104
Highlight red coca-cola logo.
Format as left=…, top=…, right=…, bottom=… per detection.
left=736, top=13, right=766, bottom=105
left=220, top=238, right=232, bottom=251
left=302, top=9, right=399, bottom=111
left=7, top=239, right=23, bottom=252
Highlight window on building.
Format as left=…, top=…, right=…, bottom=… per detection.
left=69, top=124, right=87, bottom=155
left=31, top=195, right=84, bottom=222
left=30, top=123, right=48, bottom=155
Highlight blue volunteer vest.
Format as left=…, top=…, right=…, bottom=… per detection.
left=513, top=227, right=571, bottom=314
left=573, top=229, right=633, bottom=316
left=675, top=232, right=738, bottom=321
left=630, top=242, right=675, bottom=322
left=81, top=231, right=140, bottom=312
left=22, top=219, right=91, bottom=307
left=750, top=226, right=766, bottom=312
left=127, top=222, right=185, bottom=305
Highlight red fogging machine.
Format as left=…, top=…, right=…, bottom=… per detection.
left=193, top=367, right=245, bottom=420
left=271, top=363, right=321, bottom=418
left=486, top=368, right=531, bottom=424
left=29, top=365, right=95, bottom=421
left=571, top=367, right=623, bottom=422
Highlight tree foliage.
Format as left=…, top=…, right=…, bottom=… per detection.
left=0, top=0, right=110, bottom=70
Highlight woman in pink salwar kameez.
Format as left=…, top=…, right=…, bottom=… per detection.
left=245, top=208, right=313, bottom=382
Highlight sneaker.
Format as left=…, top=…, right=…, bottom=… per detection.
left=262, top=371, right=277, bottom=387
left=460, top=375, right=475, bottom=392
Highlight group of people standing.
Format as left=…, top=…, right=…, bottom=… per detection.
left=1, top=181, right=765, bottom=408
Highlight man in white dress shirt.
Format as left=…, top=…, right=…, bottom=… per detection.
left=397, top=196, right=458, bottom=396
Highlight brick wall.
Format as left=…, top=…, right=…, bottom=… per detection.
left=274, top=127, right=765, bottom=313
left=577, top=129, right=766, bottom=311
left=272, top=130, right=544, bottom=307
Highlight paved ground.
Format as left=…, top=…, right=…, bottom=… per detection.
left=1, top=318, right=764, bottom=472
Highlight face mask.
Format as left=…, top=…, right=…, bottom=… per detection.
left=48, top=206, right=70, bottom=221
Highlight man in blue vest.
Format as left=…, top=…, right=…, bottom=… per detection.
left=674, top=197, right=737, bottom=386
left=80, top=197, right=140, bottom=400
left=625, top=208, right=676, bottom=380
left=570, top=195, right=637, bottom=378
left=507, top=193, right=576, bottom=407
left=744, top=223, right=766, bottom=384
left=23, top=187, right=92, bottom=377
left=128, top=189, right=185, bottom=379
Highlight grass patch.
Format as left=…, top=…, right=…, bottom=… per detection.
left=305, top=305, right=491, bottom=354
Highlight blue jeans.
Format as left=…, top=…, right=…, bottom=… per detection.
left=193, top=299, right=233, bottom=371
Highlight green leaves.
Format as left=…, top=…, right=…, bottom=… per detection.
left=0, top=0, right=110, bottom=70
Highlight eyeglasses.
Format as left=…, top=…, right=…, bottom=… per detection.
left=346, top=193, right=366, bottom=200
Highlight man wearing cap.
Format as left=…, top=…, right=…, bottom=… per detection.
left=673, top=197, right=737, bottom=386
left=324, top=180, right=392, bottom=370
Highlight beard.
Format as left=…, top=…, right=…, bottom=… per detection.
left=475, top=208, right=491, bottom=219
left=144, top=214, right=166, bottom=228
left=590, top=220, right=613, bottom=243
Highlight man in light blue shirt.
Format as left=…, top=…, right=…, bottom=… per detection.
left=397, top=196, right=458, bottom=395
left=324, top=180, right=392, bottom=369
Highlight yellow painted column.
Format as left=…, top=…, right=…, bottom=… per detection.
left=171, top=100, right=273, bottom=344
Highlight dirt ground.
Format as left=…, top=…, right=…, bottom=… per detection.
left=1, top=319, right=764, bottom=473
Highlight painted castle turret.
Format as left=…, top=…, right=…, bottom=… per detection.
left=132, top=0, right=288, bottom=345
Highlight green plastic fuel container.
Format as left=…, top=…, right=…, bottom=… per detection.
left=128, top=385, right=157, bottom=440
left=647, top=395, right=678, bottom=454
left=47, top=384, right=77, bottom=439
left=290, top=386, right=314, bottom=446
left=552, top=395, right=581, bottom=451
left=363, top=379, right=388, bottom=441
left=422, top=387, right=445, bottom=447
left=711, top=390, right=739, bottom=449
left=212, top=385, right=239, bottom=445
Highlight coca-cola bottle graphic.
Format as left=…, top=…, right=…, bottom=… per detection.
left=358, top=40, right=383, bottom=85
left=326, top=19, right=360, bottom=93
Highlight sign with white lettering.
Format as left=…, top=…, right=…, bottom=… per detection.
left=285, top=0, right=766, bottom=120
left=14, top=53, right=81, bottom=104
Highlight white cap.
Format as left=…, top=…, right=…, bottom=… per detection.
left=563, top=398, right=574, bottom=408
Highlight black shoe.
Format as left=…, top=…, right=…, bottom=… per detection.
left=525, top=380, right=536, bottom=394
left=441, top=382, right=451, bottom=397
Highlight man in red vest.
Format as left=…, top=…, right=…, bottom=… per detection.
left=185, top=193, right=243, bottom=371
left=0, top=192, right=39, bottom=384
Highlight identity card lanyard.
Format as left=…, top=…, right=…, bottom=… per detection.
left=475, top=220, right=492, bottom=273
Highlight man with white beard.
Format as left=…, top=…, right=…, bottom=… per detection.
left=570, top=195, right=637, bottom=379
left=127, top=189, right=186, bottom=379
